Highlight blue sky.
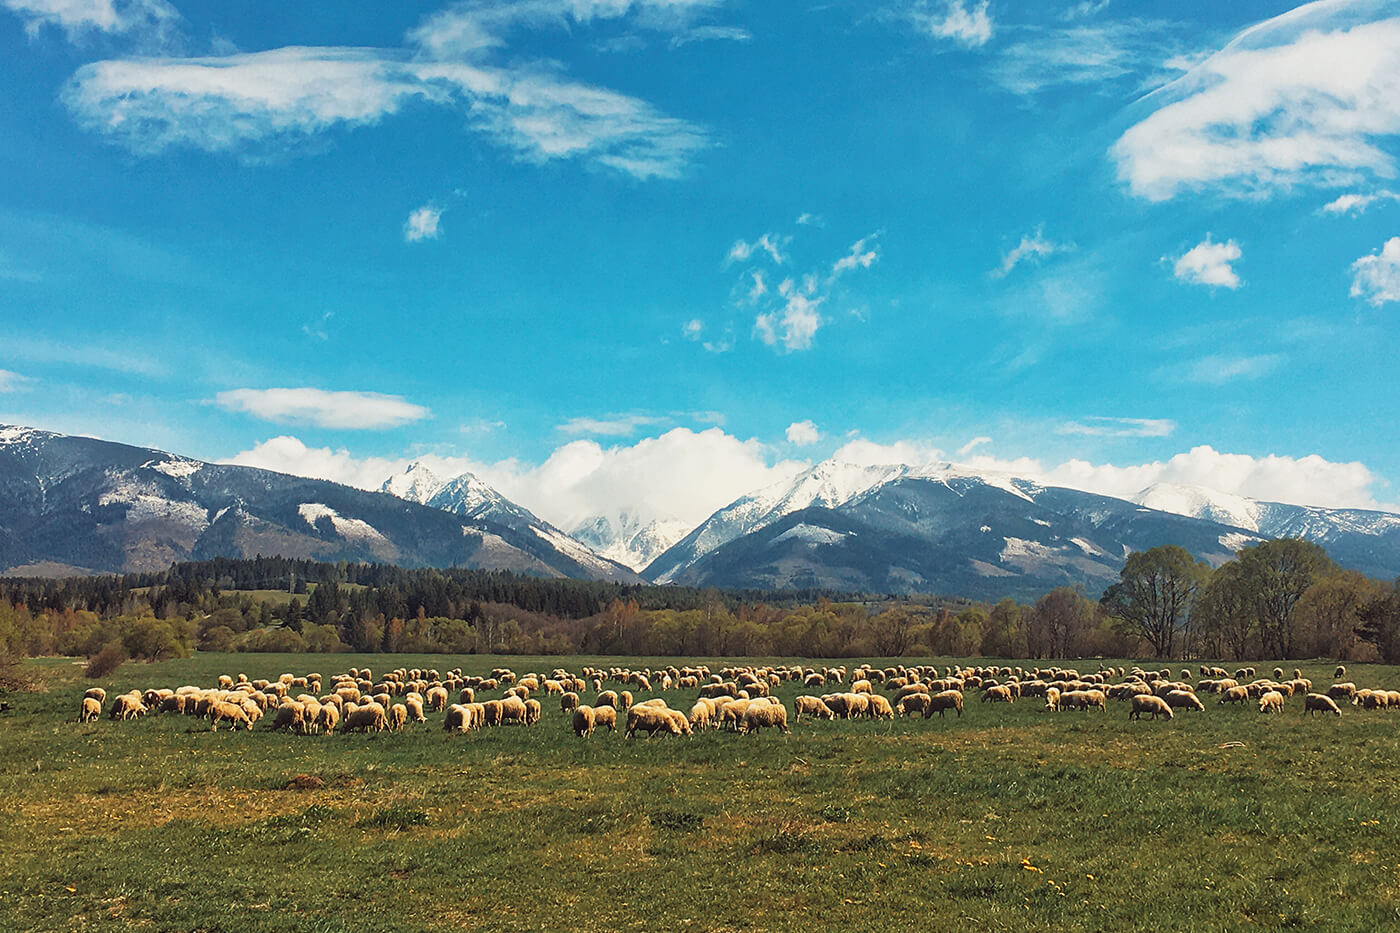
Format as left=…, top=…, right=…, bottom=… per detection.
left=2, top=0, right=1399, bottom=531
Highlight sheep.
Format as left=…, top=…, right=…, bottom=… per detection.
left=687, top=702, right=713, bottom=731
left=664, top=709, right=692, bottom=735
left=458, top=687, right=476, bottom=705
left=619, top=690, right=634, bottom=711
left=524, top=698, right=542, bottom=725
left=1355, top=690, right=1388, bottom=711
left=209, top=700, right=252, bottom=732
left=897, top=693, right=932, bottom=717
left=1165, top=690, right=1205, bottom=713
left=626, top=705, right=682, bottom=739
left=561, top=691, right=580, bottom=714
left=84, top=687, right=107, bottom=704
left=481, top=699, right=504, bottom=727
left=1044, top=686, right=1061, bottom=712
left=79, top=696, right=102, bottom=722
left=110, top=694, right=146, bottom=721
left=572, top=706, right=596, bottom=737
left=867, top=694, right=895, bottom=720
left=443, top=704, right=471, bottom=733
left=388, top=703, right=409, bottom=731
left=271, top=701, right=305, bottom=733
left=405, top=694, right=426, bottom=722
left=981, top=685, right=1014, bottom=704
left=1335, top=665, right=1347, bottom=679
left=596, top=690, right=619, bottom=709
left=742, top=701, right=790, bottom=734
left=925, top=690, right=964, bottom=718
left=592, top=705, right=617, bottom=732
left=1304, top=693, right=1342, bottom=717
left=500, top=696, right=529, bottom=725
left=343, top=703, right=388, bottom=733
left=1129, top=695, right=1174, bottom=721
left=1258, top=691, right=1285, bottom=714
left=851, top=679, right=873, bottom=695
left=316, top=703, right=340, bottom=734
left=1327, top=682, right=1357, bottom=701
left=1219, top=686, right=1248, bottom=705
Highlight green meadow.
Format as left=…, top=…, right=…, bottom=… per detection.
left=3, top=653, right=1398, bottom=932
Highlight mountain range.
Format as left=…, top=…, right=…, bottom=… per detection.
left=4, top=424, right=1400, bottom=598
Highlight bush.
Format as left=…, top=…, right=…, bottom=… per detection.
left=85, top=639, right=127, bottom=679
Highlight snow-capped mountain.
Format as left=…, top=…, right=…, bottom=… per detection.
left=570, top=511, right=694, bottom=573
left=378, top=462, right=640, bottom=583
left=1132, top=482, right=1400, bottom=580
left=0, top=427, right=640, bottom=581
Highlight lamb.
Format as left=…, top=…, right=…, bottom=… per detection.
left=925, top=690, right=964, bottom=718
left=79, top=696, right=102, bottom=722
left=1304, top=693, right=1342, bottom=717
left=1258, top=691, right=1285, bottom=714
left=742, top=701, right=790, bottom=734
left=1129, top=695, right=1174, bottom=721
left=572, top=705, right=596, bottom=737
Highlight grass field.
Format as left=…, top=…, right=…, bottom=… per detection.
left=3, top=653, right=1399, bottom=932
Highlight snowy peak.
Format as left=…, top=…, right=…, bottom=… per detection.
left=571, top=511, right=694, bottom=572
left=379, top=461, right=445, bottom=504
left=1131, top=483, right=1262, bottom=532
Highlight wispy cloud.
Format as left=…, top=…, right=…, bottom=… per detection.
left=0, top=333, right=168, bottom=377
left=913, top=0, right=993, bottom=49
left=558, top=414, right=666, bottom=436
left=214, top=387, right=431, bottom=429
left=785, top=419, right=821, bottom=445
left=2, top=0, right=179, bottom=45
left=992, top=227, right=1072, bottom=278
left=670, top=25, right=751, bottom=48
left=404, top=204, right=442, bottom=242
left=1113, top=5, right=1400, bottom=201
left=1322, top=190, right=1400, bottom=215
left=1058, top=416, right=1176, bottom=438
left=957, top=436, right=992, bottom=456
left=1172, top=236, right=1242, bottom=289
left=301, top=311, right=333, bottom=341
left=1178, top=354, right=1283, bottom=385
left=991, top=20, right=1180, bottom=95
left=0, top=369, right=32, bottom=392
left=727, top=233, right=788, bottom=265
left=1351, top=236, right=1400, bottom=307
left=832, top=235, right=879, bottom=276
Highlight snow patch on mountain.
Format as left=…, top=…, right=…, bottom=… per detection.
left=773, top=523, right=849, bottom=546
left=380, top=461, right=444, bottom=503
left=144, top=458, right=202, bottom=480
left=297, top=503, right=390, bottom=545
left=1133, top=483, right=1261, bottom=531
left=1218, top=532, right=1257, bottom=552
left=571, top=512, right=693, bottom=572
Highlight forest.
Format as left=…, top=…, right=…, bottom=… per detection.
left=2, top=540, right=1399, bottom=672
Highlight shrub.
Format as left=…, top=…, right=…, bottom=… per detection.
left=85, top=639, right=127, bottom=679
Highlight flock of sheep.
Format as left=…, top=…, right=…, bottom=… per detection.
left=77, top=660, right=1384, bottom=739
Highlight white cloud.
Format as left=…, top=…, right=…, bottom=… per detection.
left=991, top=21, right=1179, bottom=95
left=795, top=212, right=822, bottom=227
left=915, top=0, right=993, bottom=49
left=1322, top=189, right=1400, bottom=214
left=832, top=235, right=879, bottom=276
left=755, top=290, right=822, bottom=352
left=835, top=436, right=1389, bottom=512
left=404, top=204, right=441, bottom=242
left=1113, top=5, right=1400, bottom=201
left=670, top=25, right=751, bottom=47
left=3, top=0, right=178, bottom=43
left=227, top=426, right=809, bottom=532
left=1063, top=0, right=1111, bottom=20
left=992, top=227, right=1071, bottom=277
left=1058, top=416, right=1175, bottom=438
left=726, top=233, right=787, bottom=265
left=957, top=436, right=992, bottom=456
left=558, top=414, right=665, bottom=436
left=1173, top=236, right=1242, bottom=288
left=681, top=318, right=704, bottom=340
left=0, top=369, right=31, bottom=392
left=214, top=387, right=430, bottom=429
left=1351, top=236, right=1400, bottom=306
left=785, top=420, right=821, bottom=445
left=1177, top=354, right=1284, bottom=385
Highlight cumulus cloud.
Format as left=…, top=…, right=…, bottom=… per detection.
left=992, top=227, right=1072, bottom=277
left=1351, top=236, right=1400, bottom=306
left=3, top=0, right=178, bottom=43
left=726, top=233, right=787, bottom=265
left=1113, top=4, right=1400, bottom=201
left=832, top=235, right=879, bottom=276
left=785, top=420, right=821, bottom=445
left=404, top=204, right=441, bottom=241
left=1058, top=417, right=1175, bottom=438
left=228, top=426, right=809, bottom=532
left=1173, top=236, right=1242, bottom=288
left=739, top=228, right=882, bottom=352
left=755, top=287, right=822, bottom=352
left=1322, top=189, right=1400, bottom=214
left=214, top=387, right=431, bottom=429
left=914, top=0, right=993, bottom=48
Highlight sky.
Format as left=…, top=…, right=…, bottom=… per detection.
left=2, top=0, right=1400, bottom=533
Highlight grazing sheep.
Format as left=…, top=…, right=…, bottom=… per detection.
left=343, top=703, right=388, bottom=733
left=1258, top=691, right=1285, bottom=714
left=981, top=685, right=1014, bottom=704
left=897, top=693, right=932, bottom=717
left=592, top=705, right=617, bottom=732
left=316, top=703, right=340, bottom=734
left=110, top=694, right=146, bottom=721
left=1129, top=695, right=1174, bottom=721
left=742, top=701, right=790, bottom=734
left=1304, top=693, right=1342, bottom=717
left=1335, top=665, right=1347, bottom=679
left=79, top=696, right=102, bottom=722
left=84, top=687, right=107, bottom=704
left=1044, top=686, right=1061, bottom=712
left=561, top=691, right=580, bottom=714
left=443, top=704, right=471, bottom=733
left=1165, top=690, right=1205, bottom=712
left=388, top=704, right=409, bottom=731
left=481, top=699, right=504, bottom=727
left=626, top=705, right=682, bottom=739
left=851, top=679, right=873, bottom=695
left=867, top=694, right=895, bottom=719
left=1219, top=686, right=1248, bottom=705
left=405, top=695, right=426, bottom=722
left=1327, top=682, right=1357, bottom=701
left=500, top=696, right=528, bottom=725
left=524, top=698, right=542, bottom=725
left=925, top=690, right=964, bottom=719
left=687, top=702, right=713, bottom=730
left=209, top=700, right=252, bottom=732
left=794, top=695, right=835, bottom=722
left=425, top=686, right=448, bottom=712
left=1272, top=667, right=1285, bottom=681
left=572, top=706, right=596, bottom=737
left=458, top=687, right=476, bottom=705
left=595, top=690, right=619, bottom=709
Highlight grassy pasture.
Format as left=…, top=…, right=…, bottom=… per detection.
left=4, top=653, right=1400, bottom=932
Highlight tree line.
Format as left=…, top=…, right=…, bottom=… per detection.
left=2, top=542, right=1399, bottom=673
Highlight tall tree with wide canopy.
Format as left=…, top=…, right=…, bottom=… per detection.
left=1101, top=545, right=1209, bottom=658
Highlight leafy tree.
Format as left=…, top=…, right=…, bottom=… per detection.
left=1194, top=561, right=1254, bottom=659
left=1100, top=545, right=1208, bottom=658
left=1293, top=570, right=1384, bottom=659
left=1235, top=539, right=1335, bottom=658
left=1358, top=579, right=1400, bottom=662
left=1025, top=587, right=1095, bottom=658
